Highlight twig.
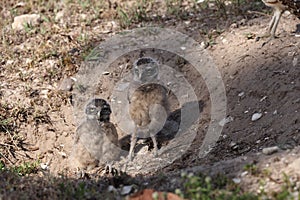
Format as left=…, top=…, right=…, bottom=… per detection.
left=0, top=142, right=15, bottom=147
left=0, top=152, right=14, bottom=165
left=247, top=10, right=270, bottom=17
left=7, top=148, right=16, bottom=160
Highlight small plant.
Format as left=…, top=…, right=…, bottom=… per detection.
left=165, top=0, right=183, bottom=17
left=0, top=160, right=5, bottom=171
left=244, top=163, right=259, bottom=175
left=180, top=172, right=259, bottom=199
left=11, top=161, right=40, bottom=176
left=23, top=22, right=34, bottom=33
left=272, top=173, right=298, bottom=200
left=117, top=7, right=132, bottom=28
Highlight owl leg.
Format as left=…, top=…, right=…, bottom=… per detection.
left=151, top=134, right=158, bottom=157
left=268, top=9, right=282, bottom=38
left=128, top=127, right=137, bottom=161
left=259, top=9, right=283, bottom=46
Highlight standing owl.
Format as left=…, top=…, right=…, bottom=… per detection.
left=127, top=57, right=169, bottom=161
left=71, top=98, right=119, bottom=171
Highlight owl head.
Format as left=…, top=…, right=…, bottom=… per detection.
left=132, top=57, right=159, bottom=83
left=85, top=98, right=111, bottom=122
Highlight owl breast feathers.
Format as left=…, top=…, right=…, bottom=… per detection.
left=129, top=83, right=168, bottom=127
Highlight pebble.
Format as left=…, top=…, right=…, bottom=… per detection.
left=107, top=185, right=117, bottom=192
left=102, top=71, right=110, bottom=75
left=262, top=146, right=279, bottom=155
left=121, top=185, right=133, bottom=195
left=12, top=14, right=40, bottom=30
left=292, top=57, right=298, bottom=67
left=238, top=92, right=245, bottom=97
left=232, top=178, right=241, bottom=184
left=241, top=171, right=248, bottom=177
left=58, top=77, right=74, bottom=91
left=40, top=163, right=48, bottom=170
left=251, top=113, right=262, bottom=121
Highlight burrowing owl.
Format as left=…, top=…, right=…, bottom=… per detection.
left=71, top=98, right=119, bottom=171
left=127, top=57, right=169, bottom=161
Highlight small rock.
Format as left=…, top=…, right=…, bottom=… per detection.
left=222, top=38, right=228, bottom=44
left=58, top=77, right=74, bottom=91
left=232, top=178, right=241, bottom=184
left=262, top=146, right=279, bottom=155
left=12, top=14, right=40, bottom=30
left=60, top=152, right=67, bottom=158
left=292, top=57, right=298, bottom=67
left=260, top=96, right=267, bottom=102
left=229, top=141, right=239, bottom=150
left=238, top=92, right=245, bottom=97
left=251, top=113, right=262, bottom=121
left=40, top=163, right=48, bottom=170
left=200, top=41, right=209, bottom=49
left=121, top=185, right=133, bottom=195
left=241, top=171, right=248, bottom=177
left=230, top=23, right=238, bottom=29
left=108, top=185, right=117, bottom=192
left=102, top=71, right=110, bottom=75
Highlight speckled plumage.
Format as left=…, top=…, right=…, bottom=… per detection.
left=127, top=57, right=169, bottom=161
left=71, top=99, right=119, bottom=170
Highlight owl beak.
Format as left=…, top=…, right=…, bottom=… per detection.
left=139, top=73, right=143, bottom=81
left=96, top=110, right=101, bottom=121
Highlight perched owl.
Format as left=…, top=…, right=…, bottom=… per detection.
left=127, top=57, right=169, bottom=161
left=71, top=98, right=119, bottom=171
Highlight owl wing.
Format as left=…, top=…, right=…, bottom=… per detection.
left=148, top=103, right=168, bottom=134
left=100, top=122, right=120, bottom=163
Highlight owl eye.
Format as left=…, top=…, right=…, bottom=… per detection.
left=89, top=108, right=95, bottom=112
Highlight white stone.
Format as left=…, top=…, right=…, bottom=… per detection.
left=40, top=163, right=48, bottom=170
left=238, top=92, right=244, bottom=97
left=12, top=14, right=40, bottom=30
left=251, top=113, right=262, bottom=121
left=232, top=178, right=241, bottom=184
left=121, top=185, right=132, bottom=195
left=262, top=146, right=279, bottom=155
left=292, top=57, right=298, bottom=67
left=241, top=171, right=248, bottom=177
left=107, top=185, right=117, bottom=192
